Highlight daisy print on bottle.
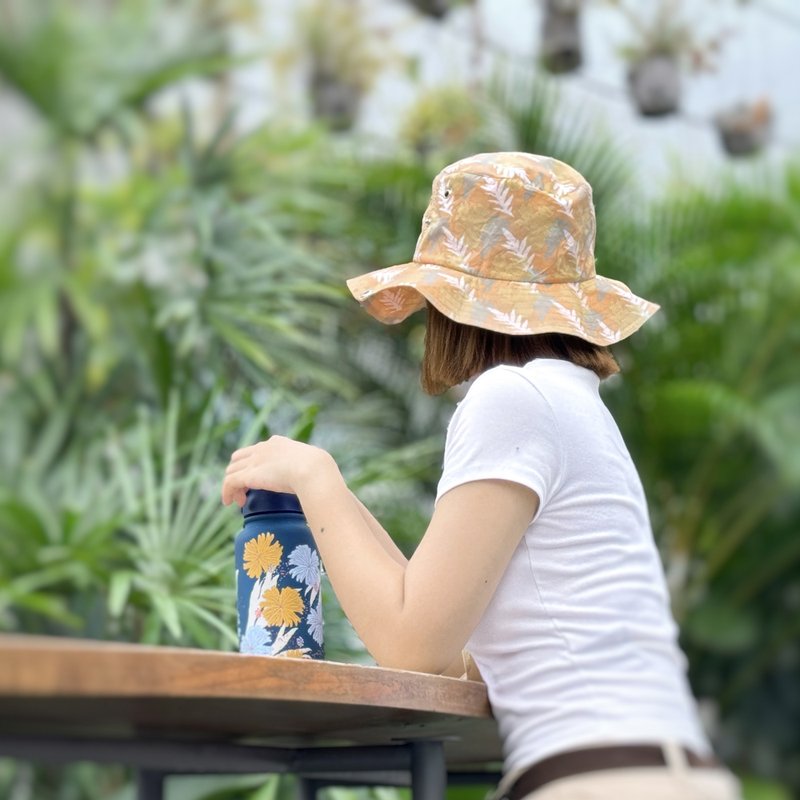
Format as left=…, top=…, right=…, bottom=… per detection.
left=235, top=490, right=324, bottom=659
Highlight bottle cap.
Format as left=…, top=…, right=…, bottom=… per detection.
left=242, top=489, right=304, bottom=518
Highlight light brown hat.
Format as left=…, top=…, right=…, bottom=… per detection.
left=346, top=152, right=659, bottom=344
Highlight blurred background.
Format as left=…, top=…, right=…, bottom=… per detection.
left=0, top=0, right=798, bottom=798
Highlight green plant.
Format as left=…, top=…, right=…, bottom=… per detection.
left=295, top=0, right=399, bottom=130
left=598, top=160, right=800, bottom=785
left=398, top=85, right=515, bottom=161
left=2, top=1, right=798, bottom=794
left=607, top=0, right=727, bottom=69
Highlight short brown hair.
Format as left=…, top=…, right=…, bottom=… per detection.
left=420, top=302, right=620, bottom=395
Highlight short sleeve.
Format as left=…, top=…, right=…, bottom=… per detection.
left=435, top=366, right=563, bottom=516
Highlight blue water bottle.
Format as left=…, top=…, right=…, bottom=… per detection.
left=235, top=489, right=324, bottom=659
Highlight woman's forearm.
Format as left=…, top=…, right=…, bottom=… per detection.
left=350, top=492, right=409, bottom=567
left=294, top=452, right=409, bottom=666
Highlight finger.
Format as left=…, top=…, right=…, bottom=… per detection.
left=223, top=464, right=259, bottom=504
left=230, top=446, right=254, bottom=462
left=225, top=458, right=251, bottom=476
left=222, top=474, right=244, bottom=506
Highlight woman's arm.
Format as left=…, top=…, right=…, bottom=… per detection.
left=350, top=491, right=408, bottom=567
left=352, top=490, right=462, bottom=677
left=222, top=436, right=537, bottom=675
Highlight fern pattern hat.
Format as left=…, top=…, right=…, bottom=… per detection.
left=346, top=151, right=659, bottom=344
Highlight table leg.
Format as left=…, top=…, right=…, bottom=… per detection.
left=410, top=741, right=446, bottom=800
left=137, top=770, right=165, bottom=800
left=297, top=776, right=320, bottom=800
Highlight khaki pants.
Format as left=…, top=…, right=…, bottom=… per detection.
left=508, top=742, right=744, bottom=800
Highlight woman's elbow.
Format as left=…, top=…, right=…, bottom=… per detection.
left=374, top=650, right=452, bottom=675
left=369, top=631, right=457, bottom=675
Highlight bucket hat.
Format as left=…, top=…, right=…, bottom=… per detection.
left=346, top=152, right=659, bottom=344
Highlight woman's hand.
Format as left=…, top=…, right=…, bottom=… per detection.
left=221, top=435, right=330, bottom=507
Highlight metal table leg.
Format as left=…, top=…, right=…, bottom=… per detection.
left=410, top=741, right=446, bottom=800
left=297, top=776, right=320, bottom=800
left=137, top=770, right=165, bottom=800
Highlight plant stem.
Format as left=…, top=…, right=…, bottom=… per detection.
left=57, top=138, right=79, bottom=372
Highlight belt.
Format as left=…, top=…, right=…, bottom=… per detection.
left=505, top=744, right=722, bottom=800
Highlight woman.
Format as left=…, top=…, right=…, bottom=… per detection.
left=222, top=152, right=743, bottom=799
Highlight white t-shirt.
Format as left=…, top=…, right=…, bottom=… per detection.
left=435, top=358, right=713, bottom=774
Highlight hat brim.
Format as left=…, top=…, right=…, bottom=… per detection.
left=346, top=262, right=659, bottom=346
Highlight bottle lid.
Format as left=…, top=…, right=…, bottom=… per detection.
left=242, top=489, right=304, bottom=518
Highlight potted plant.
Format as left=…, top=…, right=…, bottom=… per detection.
left=714, top=98, right=773, bottom=157
left=298, top=1, right=384, bottom=132
left=399, top=85, right=515, bottom=161
left=610, top=0, right=726, bottom=117
left=540, top=0, right=584, bottom=75
left=406, top=0, right=450, bottom=19
left=404, top=0, right=475, bottom=21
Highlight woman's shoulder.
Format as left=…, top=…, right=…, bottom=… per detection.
left=458, top=360, right=597, bottom=429
left=467, top=359, right=597, bottom=404
left=459, top=363, right=547, bottom=416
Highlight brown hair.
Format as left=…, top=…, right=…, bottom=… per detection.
left=420, top=302, right=620, bottom=395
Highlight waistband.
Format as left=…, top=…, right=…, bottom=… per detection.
left=495, top=742, right=722, bottom=800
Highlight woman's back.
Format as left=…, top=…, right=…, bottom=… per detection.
left=436, top=358, right=712, bottom=773
left=225, top=151, right=742, bottom=799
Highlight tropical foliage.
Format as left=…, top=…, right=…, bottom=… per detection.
left=0, top=2, right=798, bottom=799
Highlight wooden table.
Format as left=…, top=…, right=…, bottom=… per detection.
left=0, top=635, right=502, bottom=800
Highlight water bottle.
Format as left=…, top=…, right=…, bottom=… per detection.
left=235, top=489, right=324, bottom=659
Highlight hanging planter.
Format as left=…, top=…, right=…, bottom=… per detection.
left=541, top=0, right=583, bottom=75
left=308, top=66, right=363, bottom=132
left=299, top=1, right=383, bottom=133
left=406, top=0, right=450, bottom=19
left=714, top=99, right=773, bottom=157
left=404, top=0, right=474, bottom=20
left=627, top=53, right=681, bottom=117
left=399, top=85, right=516, bottom=161
left=612, top=0, right=727, bottom=120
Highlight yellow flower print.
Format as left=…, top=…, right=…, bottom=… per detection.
left=243, top=532, right=283, bottom=579
left=280, top=649, right=310, bottom=660
left=259, top=586, right=305, bottom=627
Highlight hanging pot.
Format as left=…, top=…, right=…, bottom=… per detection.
left=714, top=99, right=772, bottom=157
left=627, top=53, right=681, bottom=117
left=541, top=0, right=583, bottom=74
left=406, top=0, right=451, bottom=19
left=309, top=66, right=363, bottom=132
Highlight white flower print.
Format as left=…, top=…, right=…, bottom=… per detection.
left=598, top=319, right=618, bottom=340
left=442, top=228, right=470, bottom=267
left=495, top=164, right=536, bottom=191
left=562, top=229, right=579, bottom=260
left=307, top=601, right=324, bottom=646
left=488, top=307, right=531, bottom=332
left=552, top=301, right=583, bottom=331
left=377, top=289, right=406, bottom=314
left=288, top=545, right=321, bottom=595
left=480, top=177, right=513, bottom=216
left=270, top=625, right=299, bottom=657
left=441, top=273, right=477, bottom=302
left=375, top=266, right=405, bottom=285
left=550, top=180, right=578, bottom=211
left=501, top=229, right=536, bottom=272
left=437, top=181, right=454, bottom=215
left=573, top=283, right=590, bottom=307
left=442, top=157, right=475, bottom=175
left=241, top=625, right=272, bottom=655
left=247, top=573, right=277, bottom=630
